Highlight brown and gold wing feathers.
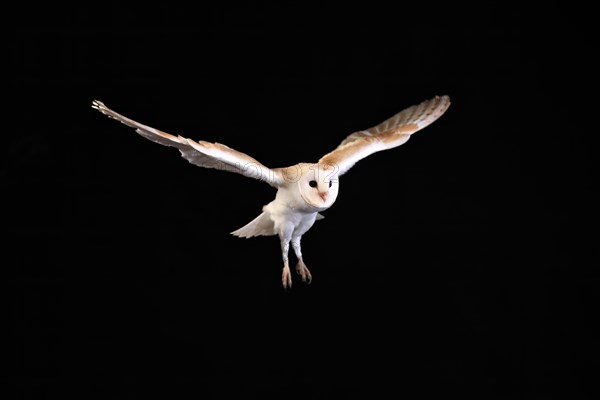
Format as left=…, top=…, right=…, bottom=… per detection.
left=92, top=100, right=284, bottom=187
left=319, top=95, right=451, bottom=175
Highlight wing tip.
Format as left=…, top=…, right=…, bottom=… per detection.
left=91, top=99, right=103, bottom=110
left=437, top=94, right=451, bottom=109
left=415, top=94, right=451, bottom=128
left=91, top=99, right=113, bottom=117
left=433, top=94, right=451, bottom=106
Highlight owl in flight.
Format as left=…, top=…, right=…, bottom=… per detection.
left=92, top=95, right=450, bottom=288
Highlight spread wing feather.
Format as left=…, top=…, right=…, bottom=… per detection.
left=319, top=95, right=450, bottom=175
left=92, top=100, right=284, bottom=187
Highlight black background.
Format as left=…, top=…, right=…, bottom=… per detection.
left=7, top=3, right=596, bottom=399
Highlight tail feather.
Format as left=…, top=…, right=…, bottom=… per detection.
left=231, top=212, right=276, bottom=238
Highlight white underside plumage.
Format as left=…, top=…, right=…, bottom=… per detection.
left=231, top=212, right=276, bottom=238
left=231, top=211, right=324, bottom=238
left=231, top=184, right=326, bottom=239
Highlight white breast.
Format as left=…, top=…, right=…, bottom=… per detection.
left=263, top=186, right=320, bottom=236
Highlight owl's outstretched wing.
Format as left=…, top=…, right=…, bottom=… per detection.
left=319, top=95, right=451, bottom=176
left=92, top=100, right=284, bottom=187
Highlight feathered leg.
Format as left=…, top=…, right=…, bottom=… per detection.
left=292, top=237, right=312, bottom=284
left=279, top=226, right=294, bottom=289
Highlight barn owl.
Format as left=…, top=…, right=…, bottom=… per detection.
left=92, top=95, right=450, bottom=288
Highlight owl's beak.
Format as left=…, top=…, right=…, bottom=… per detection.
left=319, top=192, right=328, bottom=202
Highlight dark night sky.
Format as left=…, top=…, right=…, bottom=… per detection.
left=6, top=3, right=596, bottom=399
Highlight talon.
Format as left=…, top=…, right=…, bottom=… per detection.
left=282, top=264, right=292, bottom=289
left=295, top=261, right=312, bottom=285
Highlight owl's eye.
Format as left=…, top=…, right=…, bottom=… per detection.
left=309, top=180, right=317, bottom=188
left=329, top=180, right=333, bottom=188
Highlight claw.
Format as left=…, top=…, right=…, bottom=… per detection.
left=282, top=264, right=292, bottom=289
left=295, top=260, right=312, bottom=284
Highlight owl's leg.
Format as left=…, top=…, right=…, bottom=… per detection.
left=291, top=237, right=312, bottom=284
left=280, top=229, right=294, bottom=289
